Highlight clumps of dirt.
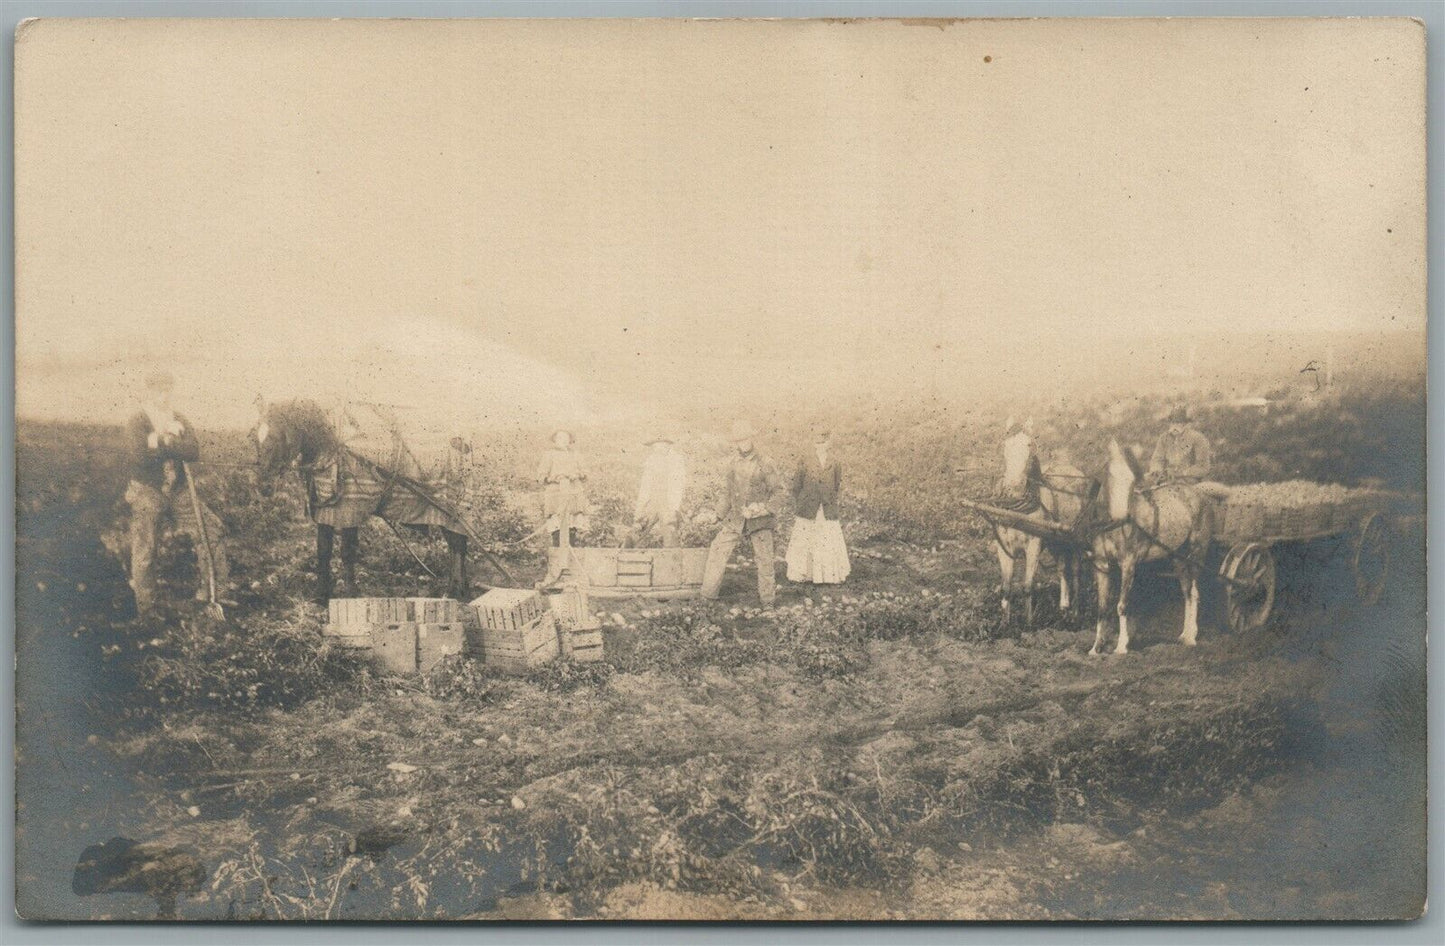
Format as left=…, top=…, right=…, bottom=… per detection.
left=122, top=605, right=377, bottom=719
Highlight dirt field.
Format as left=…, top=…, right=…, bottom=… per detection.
left=14, top=382, right=1427, bottom=920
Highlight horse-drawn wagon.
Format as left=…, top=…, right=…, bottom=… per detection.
left=960, top=478, right=1410, bottom=638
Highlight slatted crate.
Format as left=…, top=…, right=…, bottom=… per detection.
left=327, top=597, right=409, bottom=626
left=408, top=597, right=471, bottom=624
left=470, top=589, right=548, bottom=631
left=466, top=611, right=560, bottom=673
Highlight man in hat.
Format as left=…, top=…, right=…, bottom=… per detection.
left=1147, top=405, right=1212, bottom=486
left=700, top=420, right=782, bottom=607
left=124, top=370, right=229, bottom=616
left=633, top=433, right=687, bottom=547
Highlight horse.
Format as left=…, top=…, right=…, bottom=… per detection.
left=1037, top=449, right=1096, bottom=621
left=989, top=419, right=1049, bottom=627
left=1087, top=437, right=1214, bottom=655
left=251, top=398, right=473, bottom=604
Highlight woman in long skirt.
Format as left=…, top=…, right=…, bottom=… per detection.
left=785, top=429, right=851, bottom=585
left=536, top=429, right=590, bottom=547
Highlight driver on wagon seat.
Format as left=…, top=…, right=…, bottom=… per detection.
left=1147, top=406, right=1212, bottom=486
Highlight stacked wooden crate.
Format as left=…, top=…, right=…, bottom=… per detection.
left=468, top=589, right=559, bottom=673
left=322, top=597, right=469, bottom=674
left=547, top=586, right=605, bottom=663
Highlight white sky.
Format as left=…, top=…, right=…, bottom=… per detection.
left=15, top=17, right=1426, bottom=419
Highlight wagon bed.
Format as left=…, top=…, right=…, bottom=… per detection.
left=1206, top=482, right=1411, bottom=633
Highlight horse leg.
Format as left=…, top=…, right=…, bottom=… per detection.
left=1023, top=537, right=1041, bottom=626
left=339, top=527, right=359, bottom=595
left=1057, top=547, right=1071, bottom=614
left=995, top=540, right=1015, bottom=627
left=1179, top=567, right=1201, bottom=646
left=315, top=524, right=335, bottom=605
left=1090, top=559, right=1111, bottom=656
left=444, top=529, right=469, bottom=601
left=1115, top=557, right=1137, bottom=655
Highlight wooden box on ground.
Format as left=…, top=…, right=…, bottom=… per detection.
left=372, top=622, right=420, bottom=675
left=560, top=627, right=606, bottom=662
left=417, top=622, right=467, bottom=673
left=466, top=611, right=559, bottom=673
left=328, top=597, right=409, bottom=625
left=544, top=548, right=710, bottom=598
left=470, top=589, right=547, bottom=631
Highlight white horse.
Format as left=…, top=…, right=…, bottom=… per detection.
left=991, top=419, right=1049, bottom=627
left=1090, top=438, right=1214, bottom=655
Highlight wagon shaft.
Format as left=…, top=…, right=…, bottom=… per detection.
left=958, top=499, right=1079, bottom=542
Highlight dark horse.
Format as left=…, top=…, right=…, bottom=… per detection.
left=252, top=399, right=472, bottom=604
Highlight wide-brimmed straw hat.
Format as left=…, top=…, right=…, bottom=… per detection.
left=644, top=433, right=675, bottom=446
left=551, top=429, right=576, bottom=445
left=729, top=420, right=757, bottom=442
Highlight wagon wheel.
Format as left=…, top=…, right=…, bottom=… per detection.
left=1221, top=542, right=1276, bottom=634
left=1352, top=512, right=1390, bottom=606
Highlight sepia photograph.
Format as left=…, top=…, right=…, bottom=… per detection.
left=11, top=13, right=1429, bottom=922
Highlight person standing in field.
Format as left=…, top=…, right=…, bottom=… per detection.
left=785, top=428, right=850, bottom=585
left=124, top=370, right=229, bottom=616
left=700, top=420, right=782, bottom=607
left=536, top=429, right=590, bottom=547
left=633, top=434, right=686, bottom=547
left=1147, top=405, right=1212, bottom=485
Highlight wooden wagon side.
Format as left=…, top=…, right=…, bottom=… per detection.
left=1211, top=489, right=1400, bottom=634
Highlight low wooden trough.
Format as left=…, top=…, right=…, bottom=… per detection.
left=544, top=547, right=709, bottom=598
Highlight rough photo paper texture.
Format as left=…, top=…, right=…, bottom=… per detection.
left=13, top=17, right=1426, bottom=920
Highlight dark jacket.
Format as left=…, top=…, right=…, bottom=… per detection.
left=719, top=450, right=781, bottom=529
left=126, top=411, right=200, bottom=491
left=1148, top=427, right=1212, bottom=482
left=792, top=451, right=842, bottom=520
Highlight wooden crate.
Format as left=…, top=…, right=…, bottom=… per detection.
left=548, top=587, right=599, bottom=630
left=408, top=597, right=470, bottom=624
left=563, top=628, right=606, bottom=663
left=417, top=622, right=466, bottom=674
left=464, top=611, right=559, bottom=669
left=372, top=622, right=420, bottom=675
left=328, top=597, right=409, bottom=626
left=470, top=588, right=547, bottom=631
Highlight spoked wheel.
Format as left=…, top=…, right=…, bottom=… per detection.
left=1353, top=512, right=1390, bottom=606
left=1221, top=542, right=1276, bottom=634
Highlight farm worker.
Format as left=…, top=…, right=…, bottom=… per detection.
left=785, top=428, right=851, bottom=585
left=1147, top=406, right=1212, bottom=485
left=124, top=370, right=229, bottom=616
left=633, top=434, right=686, bottom=547
left=700, top=420, right=783, bottom=607
left=536, top=429, right=590, bottom=547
